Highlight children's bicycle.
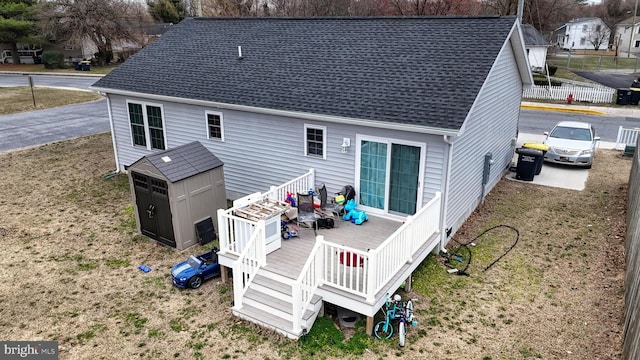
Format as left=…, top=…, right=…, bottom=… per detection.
left=374, top=293, right=417, bottom=347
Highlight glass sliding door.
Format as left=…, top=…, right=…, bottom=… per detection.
left=357, top=136, right=424, bottom=216
left=389, top=144, right=420, bottom=214
left=359, top=140, right=387, bottom=210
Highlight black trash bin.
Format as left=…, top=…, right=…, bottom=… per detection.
left=515, top=148, right=543, bottom=181
left=81, top=62, right=90, bottom=71
left=631, top=90, right=640, bottom=105
left=73, top=61, right=81, bottom=71
left=617, top=88, right=631, bottom=105
left=522, top=143, right=549, bottom=175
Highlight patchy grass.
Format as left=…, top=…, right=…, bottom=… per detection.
left=0, top=87, right=101, bottom=115
left=0, top=132, right=628, bottom=359
left=0, top=63, right=117, bottom=74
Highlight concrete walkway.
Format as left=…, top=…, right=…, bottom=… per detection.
left=522, top=101, right=640, bottom=119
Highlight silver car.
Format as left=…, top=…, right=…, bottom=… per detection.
left=542, top=121, right=600, bottom=168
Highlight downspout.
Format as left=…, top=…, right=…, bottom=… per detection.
left=440, top=135, right=455, bottom=251
left=105, top=95, right=120, bottom=172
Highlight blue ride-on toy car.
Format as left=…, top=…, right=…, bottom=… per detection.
left=171, top=248, right=221, bottom=289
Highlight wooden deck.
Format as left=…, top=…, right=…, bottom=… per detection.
left=263, top=215, right=404, bottom=279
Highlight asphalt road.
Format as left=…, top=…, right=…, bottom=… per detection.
left=0, top=99, right=109, bottom=153
left=0, top=73, right=99, bottom=90
left=573, top=71, right=637, bottom=90
left=519, top=109, right=639, bottom=142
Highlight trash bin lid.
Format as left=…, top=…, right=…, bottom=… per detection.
left=515, top=147, right=543, bottom=156
left=522, top=143, right=550, bottom=151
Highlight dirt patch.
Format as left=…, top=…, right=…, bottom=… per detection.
left=0, top=134, right=629, bottom=359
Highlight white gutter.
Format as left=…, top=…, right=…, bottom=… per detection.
left=105, top=95, right=120, bottom=171
left=440, top=134, right=455, bottom=251
left=90, top=86, right=460, bottom=137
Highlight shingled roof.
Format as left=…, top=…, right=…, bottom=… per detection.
left=93, top=16, right=522, bottom=131
left=133, top=141, right=223, bottom=183
left=522, top=24, right=549, bottom=47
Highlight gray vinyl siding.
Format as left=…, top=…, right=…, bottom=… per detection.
left=108, top=94, right=445, bottom=208
left=445, top=40, right=522, bottom=239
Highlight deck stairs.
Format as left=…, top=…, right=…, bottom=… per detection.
left=232, top=269, right=323, bottom=339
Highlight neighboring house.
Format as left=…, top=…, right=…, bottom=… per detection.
left=552, top=17, right=610, bottom=51
left=616, top=17, right=640, bottom=57
left=91, top=16, right=533, bottom=339
left=522, top=24, right=550, bottom=72
left=1, top=23, right=173, bottom=64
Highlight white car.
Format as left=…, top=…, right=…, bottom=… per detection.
left=542, top=121, right=600, bottom=168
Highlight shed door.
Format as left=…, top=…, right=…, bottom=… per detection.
left=132, top=172, right=176, bottom=247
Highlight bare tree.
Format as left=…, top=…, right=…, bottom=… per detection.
left=37, top=0, right=151, bottom=65
left=588, top=25, right=611, bottom=50
left=387, top=0, right=482, bottom=15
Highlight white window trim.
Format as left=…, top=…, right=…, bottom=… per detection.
left=303, top=124, right=327, bottom=160
left=205, top=110, right=225, bottom=142
left=126, top=100, right=167, bottom=151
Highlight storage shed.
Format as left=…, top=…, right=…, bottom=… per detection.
left=128, top=141, right=226, bottom=250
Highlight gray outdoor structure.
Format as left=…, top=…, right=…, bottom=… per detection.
left=127, top=141, right=226, bottom=250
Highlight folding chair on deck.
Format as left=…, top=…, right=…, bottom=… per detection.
left=296, top=192, right=317, bottom=236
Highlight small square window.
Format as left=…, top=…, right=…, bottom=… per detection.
left=304, top=124, right=326, bottom=159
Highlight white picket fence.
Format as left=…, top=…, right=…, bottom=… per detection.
left=616, top=126, right=640, bottom=150
left=523, top=85, right=615, bottom=104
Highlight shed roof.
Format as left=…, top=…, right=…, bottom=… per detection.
left=135, top=141, right=223, bottom=183
left=93, top=16, right=522, bottom=132
left=522, top=24, right=549, bottom=47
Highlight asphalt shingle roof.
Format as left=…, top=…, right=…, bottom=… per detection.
left=94, top=16, right=518, bottom=131
left=522, top=24, right=549, bottom=46
left=138, top=141, right=223, bottom=183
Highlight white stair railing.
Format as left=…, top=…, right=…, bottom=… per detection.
left=232, top=220, right=266, bottom=310
left=291, top=235, right=325, bottom=333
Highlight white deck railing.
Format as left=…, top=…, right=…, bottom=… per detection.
left=365, top=192, right=441, bottom=301
left=218, top=169, right=315, bottom=256
left=522, top=85, right=615, bottom=104
left=290, top=192, right=442, bottom=332
left=616, top=126, right=640, bottom=150
left=265, top=168, right=315, bottom=202
left=232, top=220, right=266, bottom=310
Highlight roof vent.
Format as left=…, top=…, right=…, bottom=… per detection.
left=238, top=46, right=243, bottom=60
left=161, top=156, right=172, bottom=163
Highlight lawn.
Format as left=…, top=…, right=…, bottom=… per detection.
left=0, top=131, right=627, bottom=359
left=0, top=63, right=117, bottom=75
left=0, top=87, right=101, bottom=115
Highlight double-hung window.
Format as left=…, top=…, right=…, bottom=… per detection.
left=304, top=124, right=326, bottom=159
left=206, top=111, right=224, bottom=141
left=127, top=101, right=166, bottom=150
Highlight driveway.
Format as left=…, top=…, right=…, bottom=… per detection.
left=0, top=99, right=109, bottom=153
left=573, top=71, right=636, bottom=89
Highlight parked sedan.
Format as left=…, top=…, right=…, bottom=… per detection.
left=171, top=248, right=221, bottom=289
left=543, top=121, right=600, bottom=168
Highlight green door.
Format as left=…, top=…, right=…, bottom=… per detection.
left=358, top=139, right=422, bottom=215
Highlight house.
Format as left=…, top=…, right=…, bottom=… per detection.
left=615, top=16, right=640, bottom=57
left=91, top=16, right=533, bottom=339
left=551, top=18, right=610, bottom=51
left=522, top=24, right=550, bottom=72
left=1, top=23, right=173, bottom=64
